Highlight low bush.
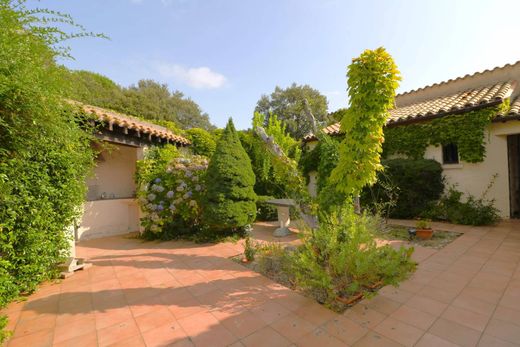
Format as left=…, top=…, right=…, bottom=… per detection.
left=256, top=195, right=278, bottom=221
left=362, top=158, right=444, bottom=218
left=288, top=207, right=415, bottom=311
left=423, top=186, right=500, bottom=226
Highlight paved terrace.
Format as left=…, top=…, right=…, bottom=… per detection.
left=2, top=220, right=520, bottom=347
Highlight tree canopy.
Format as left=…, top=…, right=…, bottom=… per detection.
left=255, top=83, right=329, bottom=138
left=64, top=70, right=214, bottom=131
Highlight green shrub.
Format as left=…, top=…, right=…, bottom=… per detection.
left=362, top=159, right=444, bottom=218
left=256, top=195, right=278, bottom=221
left=0, top=2, right=96, bottom=340
left=203, top=119, right=257, bottom=233
left=423, top=187, right=500, bottom=226
left=288, top=207, right=415, bottom=311
left=186, top=128, right=217, bottom=157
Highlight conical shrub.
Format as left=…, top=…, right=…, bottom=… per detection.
left=203, top=118, right=257, bottom=231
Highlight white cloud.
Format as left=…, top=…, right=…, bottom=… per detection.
left=155, top=63, right=227, bottom=89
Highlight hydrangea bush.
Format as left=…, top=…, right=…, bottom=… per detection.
left=138, top=154, right=208, bottom=239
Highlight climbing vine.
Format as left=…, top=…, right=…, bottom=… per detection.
left=330, top=47, right=401, bottom=197
left=383, top=101, right=509, bottom=163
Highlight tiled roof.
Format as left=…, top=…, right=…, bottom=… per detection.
left=80, top=103, right=190, bottom=145
left=303, top=81, right=516, bottom=141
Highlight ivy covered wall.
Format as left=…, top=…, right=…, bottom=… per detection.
left=382, top=102, right=509, bottom=163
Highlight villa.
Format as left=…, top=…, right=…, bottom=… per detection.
left=304, top=61, right=520, bottom=219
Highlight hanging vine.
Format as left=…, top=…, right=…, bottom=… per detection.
left=383, top=101, right=509, bottom=163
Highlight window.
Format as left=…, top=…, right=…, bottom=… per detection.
left=442, top=143, right=459, bottom=164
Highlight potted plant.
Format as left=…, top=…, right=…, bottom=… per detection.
left=243, top=236, right=257, bottom=263
left=415, top=219, right=433, bottom=240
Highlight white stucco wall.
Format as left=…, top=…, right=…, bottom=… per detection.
left=86, top=144, right=137, bottom=200
left=79, top=144, right=142, bottom=240
left=424, top=121, right=520, bottom=217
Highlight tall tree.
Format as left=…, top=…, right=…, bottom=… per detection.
left=255, top=83, right=328, bottom=138
left=64, top=71, right=215, bottom=131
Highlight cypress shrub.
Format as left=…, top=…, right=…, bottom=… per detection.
left=362, top=158, right=444, bottom=218
left=203, top=119, right=257, bottom=232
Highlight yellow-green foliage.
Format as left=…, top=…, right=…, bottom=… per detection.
left=330, top=48, right=401, bottom=197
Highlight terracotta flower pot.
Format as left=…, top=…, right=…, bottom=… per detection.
left=416, top=228, right=433, bottom=240
left=336, top=292, right=363, bottom=305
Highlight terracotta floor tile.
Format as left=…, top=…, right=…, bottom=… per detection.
left=493, top=306, right=520, bottom=327
left=452, top=293, right=497, bottom=317
left=406, top=295, right=448, bottom=316
left=95, top=307, right=133, bottom=330
left=295, top=327, right=345, bottom=347
left=6, top=329, right=54, bottom=347
left=415, top=333, right=459, bottom=347
left=352, top=331, right=402, bottom=347
left=52, top=314, right=96, bottom=344
left=105, top=334, right=146, bottom=347
left=168, top=295, right=207, bottom=320
left=190, top=324, right=237, bottom=347
left=141, top=320, right=188, bottom=347
left=96, top=319, right=140, bottom=347
left=478, top=333, right=519, bottom=347
left=270, top=312, right=316, bottom=343
left=241, top=326, right=291, bottom=347
left=293, top=302, right=337, bottom=326
left=364, top=295, right=401, bottom=315
left=441, top=305, right=492, bottom=331
left=322, top=315, right=367, bottom=345
left=220, top=310, right=267, bottom=339
left=273, top=292, right=314, bottom=312
left=373, top=316, right=424, bottom=346
left=249, top=301, right=290, bottom=325
left=177, top=311, right=220, bottom=337
left=428, top=317, right=481, bottom=347
left=379, top=286, right=415, bottom=303
left=134, top=306, right=176, bottom=333
left=390, top=304, right=437, bottom=330
left=343, top=303, right=386, bottom=329
left=484, top=318, right=520, bottom=344
left=52, top=331, right=98, bottom=347
left=12, top=313, right=56, bottom=338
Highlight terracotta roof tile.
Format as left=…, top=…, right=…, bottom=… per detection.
left=79, top=103, right=190, bottom=145
left=303, top=81, right=515, bottom=141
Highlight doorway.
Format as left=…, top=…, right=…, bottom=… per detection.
left=508, top=134, right=520, bottom=218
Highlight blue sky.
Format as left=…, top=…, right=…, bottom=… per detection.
left=30, top=0, right=520, bottom=129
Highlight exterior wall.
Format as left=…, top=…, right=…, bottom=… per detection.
left=78, top=144, right=142, bottom=240
left=424, top=120, right=520, bottom=217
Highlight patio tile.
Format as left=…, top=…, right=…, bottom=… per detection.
left=96, top=319, right=140, bottom=347
left=250, top=301, right=290, bottom=325
left=52, top=331, right=98, bottom=347
left=52, top=313, right=96, bottom=344
left=295, top=327, right=345, bottom=347
left=378, top=286, right=415, bottom=303
left=390, top=304, right=437, bottom=330
left=415, top=333, right=459, bottom=347
left=484, top=318, right=520, bottom=344
left=492, top=305, right=520, bottom=326
left=270, top=312, right=316, bottom=343
left=189, top=323, right=237, bottom=347
left=6, top=329, right=54, bottom=347
left=428, top=317, right=481, bottom=347
left=373, top=316, right=424, bottom=346
left=293, top=302, right=337, bottom=326
left=134, top=306, right=176, bottom=333
left=352, top=331, right=402, bottom=347
left=95, top=307, right=133, bottom=330
left=141, top=320, right=188, bottom=347
left=478, top=334, right=520, bottom=347
left=12, top=313, right=56, bottom=338
left=105, top=335, right=146, bottom=347
left=220, top=310, right=268, bottom=339
left=452, top=293, right=497, bottom=317
left=343, top=303, right=386, bottom=329
left=241, top=326, right=291, bottom=347
left=406, top=295, right=448, bottom=316
left=322, top=315, right=367, bottom=345
left=441, top=305, right=492, bottom=331
left=363, top=295, right=401, bottom=315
